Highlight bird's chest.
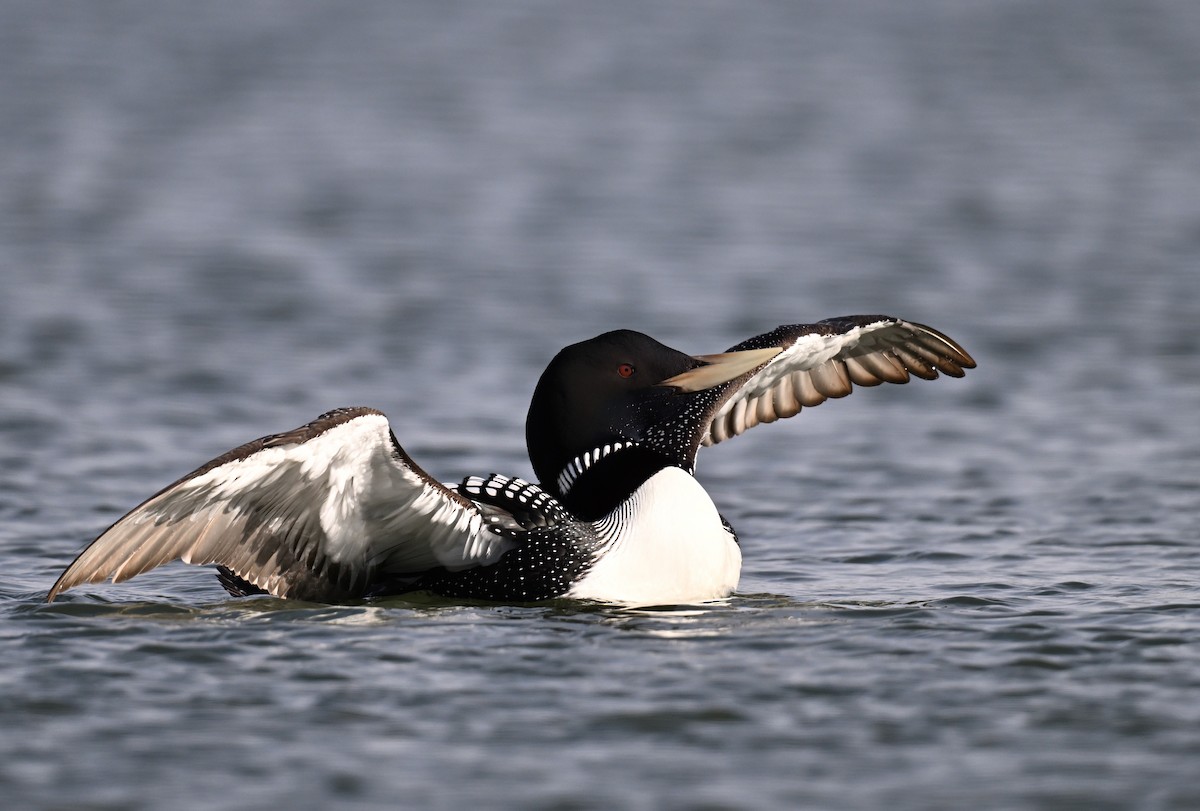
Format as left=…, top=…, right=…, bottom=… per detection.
left=567, top=467, right=742, bottom=605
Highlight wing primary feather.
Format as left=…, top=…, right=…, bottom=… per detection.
left=854, top=350, right=910, bottom=383
left=772, top=374, right=802, bottom=420
left=810, top=360, right=853, bottom=398
left=843, top=356, right=884, bottom=386
left=793, top=371, right=829, bottom=407
left=110, top=519, right=180, bottom=583
left=902, top=337, right=958, bottom=371
left=906, top=323, right=976, bottom=369
left=891, top=345, right=939, bottom=380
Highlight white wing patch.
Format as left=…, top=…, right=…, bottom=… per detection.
left=48, top=408, right=515, bottom=602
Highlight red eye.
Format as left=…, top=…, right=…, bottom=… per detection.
left=617, top=363, right=636, bottom=378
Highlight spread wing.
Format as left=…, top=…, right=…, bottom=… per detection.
left=47, top=407, right=516, bottom=602
left=703, top=315, right=976, bottom=446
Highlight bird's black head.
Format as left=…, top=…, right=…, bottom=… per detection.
left=525, top=329, right=779, bottom=518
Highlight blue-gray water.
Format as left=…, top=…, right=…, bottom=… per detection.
left=3, top=2, right=1199, bottom=809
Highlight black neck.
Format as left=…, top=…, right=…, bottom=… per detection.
left=558, top=446, right=672, bottom=521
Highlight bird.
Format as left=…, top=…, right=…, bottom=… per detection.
left=47, top=315, right=975, bottom=606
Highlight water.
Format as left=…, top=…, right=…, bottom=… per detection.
left=3, top=1, right=1199, bottom=808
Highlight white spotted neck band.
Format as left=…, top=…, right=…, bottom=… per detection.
left=555, top=441, right=638, bottom=495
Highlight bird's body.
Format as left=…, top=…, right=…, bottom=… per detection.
left=48, top=315, right=975, bottom=606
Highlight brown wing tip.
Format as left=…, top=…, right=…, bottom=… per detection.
left=46, top=554, right=116, bottom=602
left=46, top=570, right=84, bottom=603
left=907, top=321, right=977, bottom=371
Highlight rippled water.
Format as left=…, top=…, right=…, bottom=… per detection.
left=3, top=2, right=1199, bottom=809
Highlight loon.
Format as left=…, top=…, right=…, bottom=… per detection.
left=47, top=315, right=974, bottom=606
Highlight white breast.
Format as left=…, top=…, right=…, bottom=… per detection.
left=566, top=467, right=742, bottom=606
